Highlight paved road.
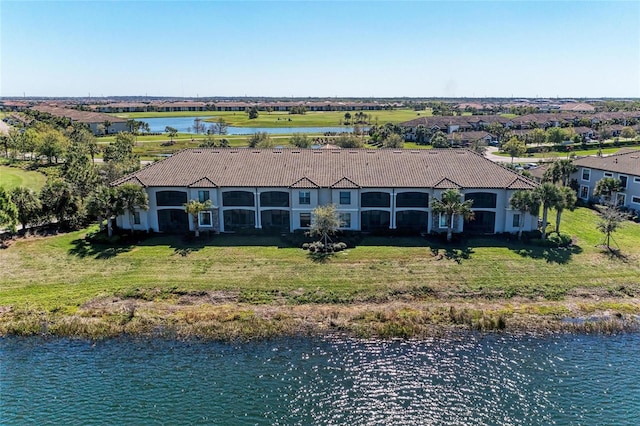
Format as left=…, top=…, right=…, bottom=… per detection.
left=0, top=120, right=10, bottom=136
left=484, top=147, right=556, bottom=164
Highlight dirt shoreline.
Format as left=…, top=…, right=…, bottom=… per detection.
left=2, top=291, right=639, bottom=340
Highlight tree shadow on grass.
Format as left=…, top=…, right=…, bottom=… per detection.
left=69, top=238, right=134, bottom=260
left=512, top=244, right=583, bottom=264
left=599, top=247, right=632, bottom=264
left=430, top=246, right=474, bottom=264
left=168, top=237, right=207, bottom=257
left=307, top=251, right=334, bottom=264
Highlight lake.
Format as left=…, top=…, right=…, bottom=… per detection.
left=2, top=333, right=640, bottom=424
left=139, top=116, right=364, bottom=135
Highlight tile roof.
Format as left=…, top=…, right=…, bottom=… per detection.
left=574, top=151, right=640, bottom=176
left=113, top=148, right=538, bottom=190
left=31, top=105, right=126, bottom=123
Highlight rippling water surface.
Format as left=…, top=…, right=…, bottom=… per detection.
left=2, top=333, right=640, bottom=425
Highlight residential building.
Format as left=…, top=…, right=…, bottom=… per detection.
left=572, top=150, right=640, bottom=209
left=112, top=148, right=539, bottom=236
left=31, top=105, right=127, bottom=135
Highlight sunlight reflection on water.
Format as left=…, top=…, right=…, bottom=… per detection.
left=2, top=333, right=640, bottom=425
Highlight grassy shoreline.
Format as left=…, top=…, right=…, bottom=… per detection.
left=1, top=207, right=639, bottom=340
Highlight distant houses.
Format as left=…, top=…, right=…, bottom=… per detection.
left=572, top=150, right=640, bottom=210
left=399, top=111, right=640, bottom=144
left=31, top=105, right=127, bottom=135
left=93, top=100, right=396, bottom=114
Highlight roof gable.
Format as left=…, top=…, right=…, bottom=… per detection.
left=290, top=176, right=320, bottom=188
left=113, top=176, right=146, bottom=187
left=330, top=177, right=360, bottom=188
left=433, top=177, right=462, bottom=189
left=507, top=177, right=537, bottom=190
left=188, top=177, right=218, bottom=188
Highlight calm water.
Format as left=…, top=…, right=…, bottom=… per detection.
left=2, top=333, right=639, bottom=425
left=140, top=116, right=362, bottom=135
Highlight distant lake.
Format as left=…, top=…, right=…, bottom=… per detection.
left=140, top=116, right=365, bottom=135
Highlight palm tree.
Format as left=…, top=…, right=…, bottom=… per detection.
left=117, top=184, right=149, bottom=231
left=554, top=186, right=577, bottom=234
left=544, top=159, right=577, bottom=186
left=535, top=183, right=562, bottom=240
left=87, top=186, right=118, bottom=236
left=10, top=187, right=41, bottom=231
left=103, top=120, right=112, bottom=135
left=594, top=177, right=623, bottom=206
left=431, top=189, right=475, bottom=242
left=509, top=190, right=540, bottom=240
left=184, top=199, right=213, bottom=237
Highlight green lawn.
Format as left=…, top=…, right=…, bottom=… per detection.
left=0, top=165, right=47, bottom=191
left=497, top=145, right=640, bottom=160
left=113, top=109, right=429, bottom=127
left=1, top=207, right=639, bottom=314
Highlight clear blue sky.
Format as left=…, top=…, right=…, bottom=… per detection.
left=1, top=1, right=639, bottom=98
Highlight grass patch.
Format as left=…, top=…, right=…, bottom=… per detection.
left=1, top=208, right=639, bottom=338
left=0, top=165, right=47, bottom=191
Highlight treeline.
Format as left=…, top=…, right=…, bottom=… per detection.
left=0, top=117, right=147, bottom=235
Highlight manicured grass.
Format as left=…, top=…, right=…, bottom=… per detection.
left=496, top=145, right=640, bottom=159
left=0, top=165, right=47, bottom=191
left=1, top=208, right=639, bottom=314
left=113, top=109, right=430, bottom=127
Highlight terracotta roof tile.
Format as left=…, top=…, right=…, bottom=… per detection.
left=112, top=148, right=538, bottom=190
left=574, top=151, right=640, bottom=176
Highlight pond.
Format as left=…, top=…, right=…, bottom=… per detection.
left=3, top=333, right=640, bottom=424
left=139, top=116, right=365, bottom=135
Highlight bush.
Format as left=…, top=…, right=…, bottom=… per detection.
left=547, top=232, right=573, bottom=248
left=302, top=240, right=347, bottom=253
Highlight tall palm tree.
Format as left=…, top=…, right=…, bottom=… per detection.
left=184, top=199, right=212, bottom=237
left=117, top=184, right=149, bottom=231
left=10, top=186, right=41, bottom=231
left=431, top=189, right=475, bottom=242
left=594, top=177, right=623, bottom=206
left=103, top=120, right=112, bottom=135
left=554, top=186, right=577, bottom=234
left=544, top=159, right=577, bottom=186
left=510, top=190, right=540, bottom=240
left=535, top=183, right=562, bottom=240
left=87, top=186, right=118, bottom=236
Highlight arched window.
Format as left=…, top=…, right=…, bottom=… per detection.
left=223, top=191, right=255, bottom=207
left=156, top=191, right=187, bottom=206
left=464, top=192, right=497, bottom=209
left=361, top=192, right=391, bottom=208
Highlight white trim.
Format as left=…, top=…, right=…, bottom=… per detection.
left=198, top=211, right=213, bottom=227
left=581, top=168, right=591, bottom=182
left=634, top=177, right=640, bottom=184
left=618, top=175, right=628, bottom=189
left=338, top=212, right=351, bottom=228
left=631, top=196, right=640, bottom=205
left=438, top=213, right=448, bottom=228
left=616, top=193, right=626, bottom=207
left=579, top=185, right=589, bottom=200
left=603, top=172, right=614, bottom=178
left=298, top=191, right=311, bottom=205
